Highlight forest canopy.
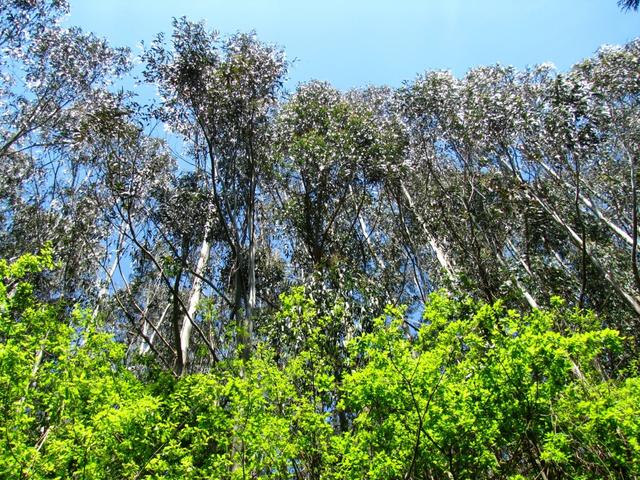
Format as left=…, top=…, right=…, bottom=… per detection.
left=1, top=1, right=639, bottom=478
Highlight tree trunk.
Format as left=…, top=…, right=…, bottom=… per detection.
left=399, top=182, right=457, bottom=282
left=500, top=157, right=640, bottom=315
left=538, top=159, right=634, bottom=247
left=241, top=172, right=257, bottom=362
left=179, top=221, right=212, bottom=372
left=528, top=186, right=640, bottom=315
left=92, top=222, right=125, bottom=321
left=350, top=184, right=386, bottom=271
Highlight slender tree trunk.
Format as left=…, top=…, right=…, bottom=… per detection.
left=528, top=187, right=640, bottom=315
left=506, top=239, right=535, bottom=277
left=172, top=237, right=190, bottom=376
left=241, top=172, right=257, bottom=362
left=538, top=159, right=634, bottom=247
left=500, top=156, right=640, bottom=315
left=140, top=303, right=170, bottom=355
left=491, top=238, right=539, bottom=309
left=179, top=221, right=212, bottom=371
left=171, top=273, right=184, bottom=376
left=92, top=221, right=126, bottom=321
left=629, top=152, right=640, bottom=292
left=399, top=181, right=457, bottom=282
left=350, top=184, right=386, bottom=271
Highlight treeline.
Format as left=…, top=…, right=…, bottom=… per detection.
left=1, top=1, right=639, bottom=478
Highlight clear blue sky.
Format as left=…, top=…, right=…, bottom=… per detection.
left=66, top=0, right=639, bottom=90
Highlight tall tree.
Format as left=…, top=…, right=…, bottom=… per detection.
left=143, top=18, right=286, bottom=368
left=0, top=0, right=131, bottom=302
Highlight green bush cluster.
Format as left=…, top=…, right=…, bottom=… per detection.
left=1, top=252, right=638, bottom=479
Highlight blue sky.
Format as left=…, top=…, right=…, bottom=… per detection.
left=67, top=0, right=639, bottom=90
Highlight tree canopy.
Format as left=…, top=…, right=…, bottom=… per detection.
left=1, top=1, right=639, bottom=478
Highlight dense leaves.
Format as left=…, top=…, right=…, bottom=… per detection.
left=1, top=252, right=638, bottom=478
left=1, top=2, right=640, bottom=477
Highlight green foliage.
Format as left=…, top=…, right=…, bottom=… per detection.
left=3, top=3, right=640, bottom=476
left=0, top=249, right=145, bottom=478
left=339, top=292, right=636, bottom=479
left=1, top=254, right=638, bottom=478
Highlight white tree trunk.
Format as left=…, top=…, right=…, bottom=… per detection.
left=350, top=185, right=386, bottom=270
left=140, top=303, right=171, bottom=355
left=92, top=223, right=125, bottom=321
left=494, top=243, right=539, bottom=309
left=539, top=159, right=634, bottom=247
left=500, top=157, right=640, bottom=315
left=179, top=222, right=212, bottom=370
left=399, top=182, right=457, bottom=282
left=529, top=186, right=640, bottom=315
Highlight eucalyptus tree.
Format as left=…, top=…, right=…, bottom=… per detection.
left=143, top=18, right=287, bottom=367
left=272, top=82, right=416, bottom=320
left=398, top=51, right=640, bottom=327
left=0, top=0, right=131, bottom=302
left=398, top=69, right=510, bottom=304
left=502, top=47, right=640, bottom=325
left=0, top=0, right=68, bottom=52
left=68, top=98, right=182, bottom=368
left=573, top=41, right=640, bottom=298
left=450, top=64, right=552, bottom=307
left=269, top=82, right=412, bottom=434
left=344, top=85, right=441, bottom=308
left=274, top=82, right=372, bottom=273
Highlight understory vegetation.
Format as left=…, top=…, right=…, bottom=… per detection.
left=2, top=250, right=639, bottom=479
left=1, top=1, right=639, bottom=478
